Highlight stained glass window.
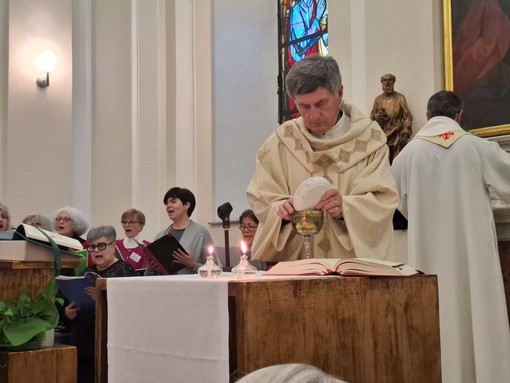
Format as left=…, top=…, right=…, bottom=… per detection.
left=278, top=0, right=329, bottom=123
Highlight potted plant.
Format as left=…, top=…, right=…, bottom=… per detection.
left=0, top=280, right=63, bottom=351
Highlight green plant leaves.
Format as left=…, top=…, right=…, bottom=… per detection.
left=0, top=280, right=60, bottom=348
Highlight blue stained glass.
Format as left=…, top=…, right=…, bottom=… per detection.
left=278, top=0, right=329, bottom=123
left=289, top=0, right=328, bottom=61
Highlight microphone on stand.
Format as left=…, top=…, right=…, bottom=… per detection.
left=217, top=202, right=233, bottom=267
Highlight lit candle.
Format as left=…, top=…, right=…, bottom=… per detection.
left=207, top=245, right=214, bottom=278
left=240, top=241, right=247, bottom=257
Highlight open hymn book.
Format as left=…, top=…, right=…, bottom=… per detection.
left=14, top=224, right=83, bottom=251
left=56, top=271, right=101, bottom=309
left=264, top=258, right=420, bottom=277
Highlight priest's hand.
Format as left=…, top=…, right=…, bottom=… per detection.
left=277, top=197, right=295, bottom=221
left=316, top=188, right=343, bottom=219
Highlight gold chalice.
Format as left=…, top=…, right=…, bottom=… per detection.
left=291, top=210, right=324, bottom=259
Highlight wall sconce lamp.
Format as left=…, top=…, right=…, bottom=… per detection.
left=36, top=49, right=56, bottom=88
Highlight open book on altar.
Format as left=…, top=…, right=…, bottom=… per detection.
left=264, top=258, right=420, bottom=277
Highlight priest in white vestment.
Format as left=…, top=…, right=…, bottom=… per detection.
left=391, top=90, right=510, bottom=383
left=247, top=55, right=399, bottom=262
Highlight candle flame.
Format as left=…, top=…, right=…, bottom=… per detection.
left=208, top=245, right=214, bottom=255
left=240, top=241, right=247, bottom=255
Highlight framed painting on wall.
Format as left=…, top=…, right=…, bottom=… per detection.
left=443, top=0, right=510, bottom=137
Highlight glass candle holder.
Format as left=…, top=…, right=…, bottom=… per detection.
left=198, top=255, right=223, bottom=278
left=231, top=254, right=257, bottom=279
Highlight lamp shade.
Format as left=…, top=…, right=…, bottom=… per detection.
left=36, top=49, right=56, bottom=73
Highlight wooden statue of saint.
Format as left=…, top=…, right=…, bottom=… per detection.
left=371, top=74, right=413, bottom=229
left=370, top=73, right=413, bottom=164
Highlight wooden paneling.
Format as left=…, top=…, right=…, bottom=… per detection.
left=229, top=276, right=441, bottom=383
left=0, top=345, right=77, bottom=383
left=0, top=260, right=81, bottom=301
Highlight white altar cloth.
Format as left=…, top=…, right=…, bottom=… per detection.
left=107, top=275, right=230, bottom=383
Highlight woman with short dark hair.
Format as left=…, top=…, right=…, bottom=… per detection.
left=145, top=187, right=216, bottom=275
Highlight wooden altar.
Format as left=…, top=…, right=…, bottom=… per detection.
left=96, top=275, right=441, bottom=383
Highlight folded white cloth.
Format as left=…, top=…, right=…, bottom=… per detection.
left=107, top=275, right=230, bottom=383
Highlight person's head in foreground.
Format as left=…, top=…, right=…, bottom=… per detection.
left=236, top=363, right=346, bottom=383
left=285, top=55, right=343, bottom=135
left=86, top=225, right=118, bottom=271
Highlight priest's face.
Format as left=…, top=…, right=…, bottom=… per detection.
left=293, top=85, right=343, bottom=135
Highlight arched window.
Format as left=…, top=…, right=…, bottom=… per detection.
left=278, top=0, right=329, bottom=123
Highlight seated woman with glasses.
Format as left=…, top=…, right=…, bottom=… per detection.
left=216, top=209, right=263, bottom=269
left=115, top=208, right=151, bottom=273
left=145, top=187, right=216, bottom=275
left=65, top=225, right=137, bottom=383
left=52, top=206, right=89, bottom=244
left=237, top=209, right=266, bottom=270
left=238, top=209, right=259, bottom=258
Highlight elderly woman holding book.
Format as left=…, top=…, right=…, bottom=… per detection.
left=65, top=225, right=137, bottom=383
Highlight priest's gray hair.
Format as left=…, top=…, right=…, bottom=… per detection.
left=235, top=363, right=346, bottom=383
left=285, top=55, right=342, bottom=99
left=427, top=90, right=464, bottom=119
left=53, top=206, right=90, bottom=236
left=87, top=225, right=116, bottom=244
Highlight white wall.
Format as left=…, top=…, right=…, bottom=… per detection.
left=4, top=0, right=73, bottom=223
left=329, top=0, right=443, bottom=135
left=213, top=0, right=278, bottom=221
